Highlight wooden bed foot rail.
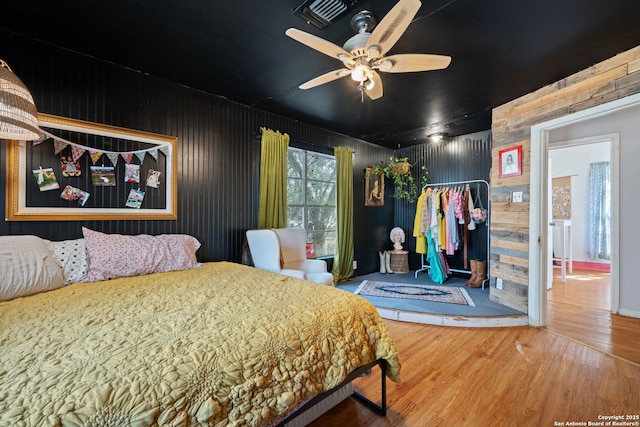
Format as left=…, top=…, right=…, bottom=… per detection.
left=276, top=359, right=388, bottom=426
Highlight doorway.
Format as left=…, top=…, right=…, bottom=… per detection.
left=546, top=136, right=613, bottom=334
left=527, top=93, right=640, bottom=326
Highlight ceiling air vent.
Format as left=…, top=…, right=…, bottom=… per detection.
left=293, top=0, right=365, bottom=29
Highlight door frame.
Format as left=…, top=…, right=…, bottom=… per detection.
left=528, top=92, right=640, bottom=326
left=547, top=134, right=617, bottom=297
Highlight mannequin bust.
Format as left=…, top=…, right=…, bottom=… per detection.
left=390, top=227, right=405, bottom=252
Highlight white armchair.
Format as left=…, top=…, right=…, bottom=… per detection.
left=245, top=228, right=334, bottom=286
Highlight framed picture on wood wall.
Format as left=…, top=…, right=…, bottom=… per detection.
left=365, top=168, right=384, bottom=206
left=498, top=145, right=522, bottom=178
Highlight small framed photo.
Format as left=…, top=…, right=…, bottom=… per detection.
left=498, top=145, right=522, bottom=178
left=365, top=168, right=384, bottom=206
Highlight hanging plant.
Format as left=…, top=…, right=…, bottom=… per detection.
left=367, top=157, right=428, bottom=202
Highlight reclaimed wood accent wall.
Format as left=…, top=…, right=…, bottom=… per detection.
left=490, top=45, right=640, bottom=312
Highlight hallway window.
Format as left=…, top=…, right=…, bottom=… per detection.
left=588, top=161, right=611, bottom=259
left=287, top=148, right=337, bottom=257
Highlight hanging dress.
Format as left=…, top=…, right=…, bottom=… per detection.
left=413, top=189, right=428, bottom=254
left=426, top=194, right=447, bottom=283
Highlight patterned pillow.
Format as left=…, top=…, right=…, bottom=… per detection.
left=49, top=238, right=89, bottom=285
left=82, top=227, right=202, bottom=282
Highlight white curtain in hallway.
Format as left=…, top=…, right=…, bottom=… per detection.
left=588, top=161, right=611, bottom=259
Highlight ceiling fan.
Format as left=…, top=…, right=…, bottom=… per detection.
left=285, top=0, right=451, bottom=101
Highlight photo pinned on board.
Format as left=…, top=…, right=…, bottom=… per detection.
left=90, top=166, right=117, bottom=186
left=125, top=188, right=145, bottom=209
left=146, top=169, right=162, bottom=188
left=32, top=167, right=60, bottom=191
left=60, top=156, right=82, bottom=177
left=124, top=164, right=140, bottom=183
left=60, top=185, right=90, bottom=206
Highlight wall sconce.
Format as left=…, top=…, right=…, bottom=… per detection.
left=0, top=59, right=40, bottom=141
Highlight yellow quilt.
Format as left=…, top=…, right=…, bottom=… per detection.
left=0, top=262, right=401, bottom=426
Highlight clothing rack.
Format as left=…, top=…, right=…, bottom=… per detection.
left=414, top=179, right=490, bottom=289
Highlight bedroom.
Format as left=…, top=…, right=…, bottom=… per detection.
left=2, top=0, right=640, bottom=425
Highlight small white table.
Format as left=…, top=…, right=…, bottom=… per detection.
left=551, top=219, right=573, bottom=282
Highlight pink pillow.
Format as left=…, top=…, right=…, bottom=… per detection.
left=82, top=227, right=202, bottom=282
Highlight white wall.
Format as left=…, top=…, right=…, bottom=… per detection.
left=548, top=105, right=640, bottom=316
left=548, top=142, right=610, bottom=264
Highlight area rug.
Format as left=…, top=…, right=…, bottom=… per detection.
left=354, top=280, right=475, bottom=306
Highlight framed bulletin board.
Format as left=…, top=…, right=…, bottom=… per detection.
left=5, top=113, right=177, bottom=221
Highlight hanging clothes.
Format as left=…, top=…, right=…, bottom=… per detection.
left=426, top=230, right=447, bottom=284
left=413, top=189, right=428, bottom=254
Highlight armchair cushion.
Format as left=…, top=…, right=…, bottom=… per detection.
left=246, top=228, right=334, bottom=286
left=273, top=228, right=333, bottom=286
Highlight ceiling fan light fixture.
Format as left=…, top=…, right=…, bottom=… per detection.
left=377, top=59, right=393, bottom=71
left=351, top=64, right=371, bottom=82
left=365, top=78, right=375, bottom=91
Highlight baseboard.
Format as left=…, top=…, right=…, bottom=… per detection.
left=553, top=260, right=610, bottom=272
left=572, top=261, right=610, bottom=272
left=618, top=308, right=640, bottom=319
left=375, top=307, right=529, bottom=327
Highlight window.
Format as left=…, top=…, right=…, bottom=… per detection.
left=287, top=148, right=336, bottom=257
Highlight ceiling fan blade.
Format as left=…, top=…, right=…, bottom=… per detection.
left=286, top=28, right=354, bottom=65
left=377, top=54, right=451, bottom=73
left=365, top=71, right=383, bottom=100
left=299, top=69, right=351, bottom=90
left=365, top=0, right=422, bottom=57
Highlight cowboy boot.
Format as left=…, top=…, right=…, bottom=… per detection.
left=463, top=260, right=477, bottom=286
left=379, top=251, right=386, bottom=274
left=468, top=260, right=487, bottom=288
left=385, top=251, right=394, bottom=274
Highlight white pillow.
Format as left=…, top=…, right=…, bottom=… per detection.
left=49, top=238, right=89, bottom=285
left=0, top=235, right=65, bottom=301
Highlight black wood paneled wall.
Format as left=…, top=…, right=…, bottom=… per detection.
left=396, top=131, right=493, bottom=272
left=0, top=31, right=392, bottom=272
left=0, top=30, right=491, bottom=276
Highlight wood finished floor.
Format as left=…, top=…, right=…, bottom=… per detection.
left=547, top=268, right=640, bottom=365
left=309, top=268, right=640, bottom=426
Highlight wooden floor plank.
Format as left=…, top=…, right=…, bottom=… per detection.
left=547, top=268, right=640, bottom=365
left=308, top=268, right=640, bottom=426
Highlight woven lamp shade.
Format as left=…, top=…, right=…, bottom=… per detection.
left=0, top=60, right=40, bottom=141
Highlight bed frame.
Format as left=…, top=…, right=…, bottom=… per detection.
left=277, top=359, right=387, bottom=426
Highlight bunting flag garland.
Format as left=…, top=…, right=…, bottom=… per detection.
left=147, top=149, right=158, bottom=161
left=36, top=128, right=171, bottom=170
left=54, top=140, right=68, bottom=155
left=89, top=151, right=103, bottom=165
left=71, top=146, right=86, bottom=162
left=121, top=153, right=133, bottom=164
left=106, top=153, right=120, bottom=166
left=159, top=146, right=170, bottom=157
left=32, top=131, right=49, bottom=146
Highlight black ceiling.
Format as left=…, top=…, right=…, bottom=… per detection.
left=3, top=0, right=640, bottom=148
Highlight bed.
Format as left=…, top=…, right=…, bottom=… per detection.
left=0, top=231, right=401, bottom=426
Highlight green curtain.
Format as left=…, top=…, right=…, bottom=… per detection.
left=258, top=127, right=289, bottom=229
left=332, top=147, right=354, bottom=282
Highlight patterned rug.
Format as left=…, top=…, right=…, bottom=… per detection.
left=354, top=280, right=475, bottom=306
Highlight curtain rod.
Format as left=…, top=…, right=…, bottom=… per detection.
left=256, top=129, right=354, bottom=155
